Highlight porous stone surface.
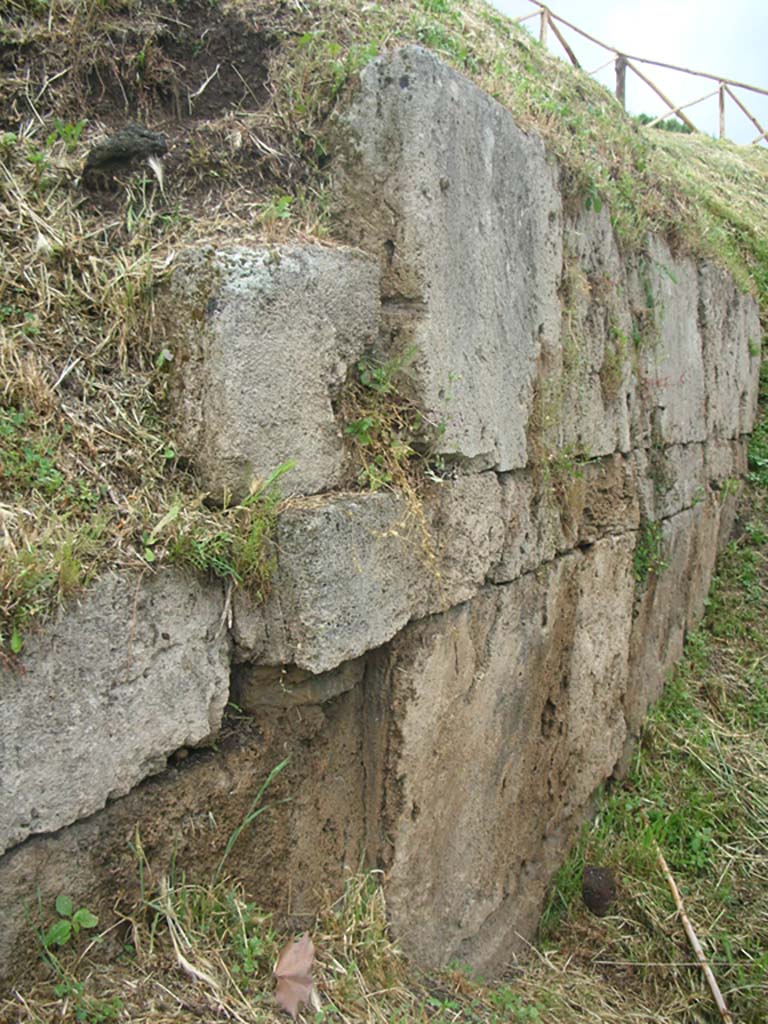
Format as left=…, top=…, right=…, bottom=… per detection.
left=334, top=45, right=562, bottom=472
left=552, top=209, right=634, bottom=458
left=489, top=470, right=560, bottom=582
left=164, top=245, right=380, bottom=500
left=622, top=499, right=722, bottom=767
left=633, top=443, right=707, bottom=520
left=369, top=534, right=635, bottom=970
left=233, top=473, right=505, bottom=673
left=706, top=437, right=749, bottom=486
left=633, top=237, right=707, bottom=447
left=699, top=261, right=762, bottom=438
left=0, top=572, right=229, bottom=855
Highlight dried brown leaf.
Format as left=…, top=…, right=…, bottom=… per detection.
left=274, top=932, right=315, bottom=1020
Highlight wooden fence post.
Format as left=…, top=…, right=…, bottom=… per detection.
left=540, top=7, right=549, bottom=46
left=719, top=83, right=725, bottom=138
left=616, top=54, right=627, bottom=108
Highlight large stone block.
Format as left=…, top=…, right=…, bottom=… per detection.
left=334, top=46, right=563, bottom=472
left=631, top=237, right=707, bottom=446
left=705, top=437, right=748, bottom=485
left=622, top=499, right=721, bottom=765
left=491, top=454, right=639, bottom=583
left=698, top=261, right=761, bottom=439
left=164, top=245, right=380, bottom=500
left=550, top=210, right=634, bottom=458
left=0, top=572, right=230, bottom=856
left=633, top=443, right=707, bottom=521
left=233, top=474, right=505, bottom=673
left=554, top=452, right=640, bottom=551
left=368, top=534, right=635, bottom=970
left=489, top=470, right=559, bottom=582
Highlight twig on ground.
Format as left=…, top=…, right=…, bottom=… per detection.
left=646, top=816, right=733, bottom=1024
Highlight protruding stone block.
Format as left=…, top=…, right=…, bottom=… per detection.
left=233, top=474, right=505, bottom=674
left=0, top=572, right=229, bottom=855
left=164, top=245, right=380, bottom=500
left=334, top=46, right=563, bottom=472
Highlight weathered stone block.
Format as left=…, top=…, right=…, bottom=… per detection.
left=699, top=261, right=761, bottom=439
left=0, top=572, right=229, bottom=855
left=369, top=534, right=635, bottom=970
left=622, top=500, right=721, bottom=765
left=233, top=474, right=505, bottom=673
left=164, top=245, right=380, bottom=500
left=632, top=237, right=707, bottom=446
left=491, top=455, right=639, bottom=583
left=705, top=438, right=748, bottom=485
left=334, top=46, right=563, bottom=472
left=633, top=443, right=707, bottom=520
left=555, top=452, right=640, bottom=549
left=490, top=470, right=559, bottom=582
left=551, top=210, right=634, bottom=458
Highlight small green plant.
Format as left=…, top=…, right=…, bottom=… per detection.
left=25, top=147, right=47, bottom=171
left=46, top=118, right=87, bottom=151
left=214, top=757, right=290, bottom=882
left=584, top=178, right=603, bottom=213
left=341, top=346, right=443, bottom=492
left=600, top=324, right=629, bottom=400
left=0, top=408, right=64, bottom=497
left=43, top=895, right=99, bottom=950
left=51, top=975, right=123, bottom=1024
left=259, top=194, right=292, bottom=223
left=168, top=461, right=294, bottom=598
left=633, top=517, right=667, bottom=584
left=748, top=362, right=768, bottom=488
left=719, top=475, right=741, bottom=502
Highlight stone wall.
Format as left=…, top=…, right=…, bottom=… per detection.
left=0, top=47, right=761, bottom=981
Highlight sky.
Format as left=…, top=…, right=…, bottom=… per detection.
left=488, top=0, right=768, bottom=146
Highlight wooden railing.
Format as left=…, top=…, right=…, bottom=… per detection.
left=513, top=1, right=768, bottom=145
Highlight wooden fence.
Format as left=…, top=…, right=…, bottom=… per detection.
left=513, top=1, right=768, bottom=145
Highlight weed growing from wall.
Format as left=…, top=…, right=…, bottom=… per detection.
left=633, top=517, right=667, bottom=585
left=340, top=346, right=445, bottom=493
left=338, top=345, right=447, bottom=571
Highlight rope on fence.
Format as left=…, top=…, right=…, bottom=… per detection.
left=513, top=1, right=768, bottom=144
